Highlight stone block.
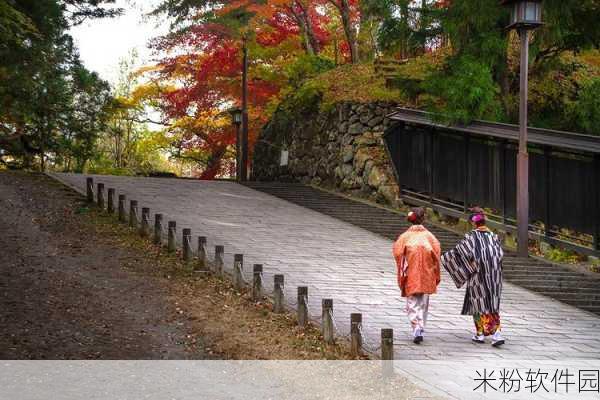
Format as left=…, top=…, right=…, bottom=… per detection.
left=341, top=163, right=353, bottom=178
left=363, top=160, right=375, bottom=179
left=377, top=184, right=399, bottom=206
left=359, top=113, right=371, bottom=124
left=354, top=148, right=372, bottom=175
left=368, top=165, right=388, bottom=189
left=342, top=145, right=354, bottom=163
left=348, top=123, right=364, bottom=135
left=367, top=116, right=383, bottom=128
left=355, top=133, right=377, bottom=147
left=338, top=122, right=349, bottom=133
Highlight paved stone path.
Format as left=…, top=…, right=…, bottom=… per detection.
left=51, top=173, right=600, bottom=398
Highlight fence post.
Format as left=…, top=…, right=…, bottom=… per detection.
left=140, top=208, right=150, bottom=237
left=273, top=274, right=284, bottom=313
left=197, top=237, right=208, bottom=270
left=214, top=245, right=224, bottom=276
left=183, top=228, right=192, bottom=263
left=381, top=328, right=394, bottom=378
left=350, top=313, right=363, bottom=357
left=107, top=188, right=115, bottom=214
left=167, top=221, right=177, bottom=253
left=118, top=195, right=126, bottom=222
left=97, top=183, right=105, bottom=209
left=154, top=214, right=163, bottom=245
left=252, top=264, right=263, bottom=301
left=233, top=254, right=244, bottom=290
left=322, top=299, right=334, bottom=344
left=129, top=200, right=138, bottom=229
left=297, top=286, right=308, bottom=327
left=86, top=177, right=94, bottom=203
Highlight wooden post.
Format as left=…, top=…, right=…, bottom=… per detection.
left=381, top=328, right=394, bottom=378
left=140, top=208, right=150, bottom=237
left=273, top=274, right=284, bottom=313
left=129, top=200, right=138, bottom=229
left=594, top=155, right=599, bottom=252
left=154, top=214, right=163, bottom=245
left=107, top=188, right=115, bottom=214
left=86, top=177, right=94, bottom=203
left=118, top=195, right=126, bottom=222
left=233, top=254, right=244, bottom=290
left=97, top=183, right=105, bottom=209
left=197, top=236, right=208, bottom=270
left=182, top=228, right=192, bottom=263
left=463, top=133, right=470, bottom=214
left=321, top=299, right=335, bottom=344
left=544, top=146, right=552, bottom=241
left=167, top=221, right=177, bottom=253
left=214, top=245, right=224, bottom=276
left=381, top=328, right=394, bottom=360
left=252, top=264, right=263, bottom=301
left=297, top=286, right=308, bottom=327
left=350, top=313, right=363, bottom=357
left=501, top=140, right=508, bottom=225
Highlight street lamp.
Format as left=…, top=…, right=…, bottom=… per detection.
left=502, top=0, right=543, bottom=257
left=240, top=36, right=249, bottom=182
left=229, top=107, right=243, bottom=181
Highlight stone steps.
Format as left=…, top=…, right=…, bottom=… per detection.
left=244, top=181, right=600, bottom=315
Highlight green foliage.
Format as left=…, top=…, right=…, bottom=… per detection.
left=545, top=247, right=583, bottom=264
left=0, top=0, right=119, bottom=171
left=280, top=80, right=324, bottom=121
left=423, top=56, right=502, bottom=124
left=443, top=0, right=508, bottom=66
left=573, top=78, right=600, bottom=135
left=285, top=55, right=335, bottom=88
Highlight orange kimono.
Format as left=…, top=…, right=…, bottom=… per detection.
left=393, top=225, right=442, bottom=297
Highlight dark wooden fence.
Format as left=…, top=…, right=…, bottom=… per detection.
left=384, top=109, right=600, bottom=256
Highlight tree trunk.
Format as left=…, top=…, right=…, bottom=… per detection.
left=329, top=0, right=359, bottom=63
left=290, top=1, right=319, bottom=55
left=340, top=0, right=359, bottom=63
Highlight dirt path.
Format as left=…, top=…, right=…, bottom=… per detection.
left=0, top=172, right=209, bottom=359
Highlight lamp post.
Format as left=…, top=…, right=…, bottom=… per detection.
left=240, top=36, right=249, bottom=182
left=502, top=0, right=543, bottom=257
left=229, top=107, right=243, bottom=181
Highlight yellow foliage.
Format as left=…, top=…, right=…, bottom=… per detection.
left=305, top=63, right=406, bottom=108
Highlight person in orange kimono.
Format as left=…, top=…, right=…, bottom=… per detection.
left=393, top=207, right=441, bottom=344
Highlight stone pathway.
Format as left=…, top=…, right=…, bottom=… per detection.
left=50, top=173, right=600, bottom=398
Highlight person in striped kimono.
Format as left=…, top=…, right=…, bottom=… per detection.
left=441, top=208, right=505, bottom=347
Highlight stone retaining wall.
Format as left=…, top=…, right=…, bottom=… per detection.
left=252, top=101, right=402, bottom=208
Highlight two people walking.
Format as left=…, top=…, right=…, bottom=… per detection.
left=393, top=207, right=505, bottom=346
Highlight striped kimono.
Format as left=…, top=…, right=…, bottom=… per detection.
left=442, top=228, right=503, bottom=327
